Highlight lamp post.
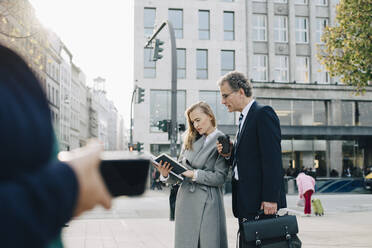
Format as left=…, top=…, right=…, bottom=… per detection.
left=145, top=21, right=178, bottom=158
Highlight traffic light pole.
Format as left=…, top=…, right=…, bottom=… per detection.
left=129, top=85, right=137, bottom=148
left=168, top=22, right=178, bottom=158
left=145, top=21, right=178, bottom=158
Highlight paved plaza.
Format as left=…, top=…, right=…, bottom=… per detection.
left=62, top=190, right=372, bottom=248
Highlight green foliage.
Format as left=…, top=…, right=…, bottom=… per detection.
left=318, top=0, right=372, bottom=94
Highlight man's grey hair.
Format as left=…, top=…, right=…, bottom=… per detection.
left=218, top=71, right=252, bottom=97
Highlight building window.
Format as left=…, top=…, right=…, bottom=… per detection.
left=317, top=62, right=330, bottom=84
left=317, top=0, right=328, bottom=6
left=199, top=10, right=210, bottom=40
left=274, top=56, right=289, bottom=82
left=150, top=90, right=186, bottom=132
left=359, top=101, right=372, bottom=126
left=221, top=50, right=235, bottom=75
left=223, top=11, right=235, bottom=40
left=144, top=48, right=156, bottom=78
left=144, top=8, right=156, bottom=37
left=316, top=18, right=328, bottom=43
left=271, top=99, right=292, bottom=125
left=274, top=0, right=287, bottom=2
left=177, top=48, right=186, bottom=79
left=274, top=16, right=288, bottom=42
left=293, top=100, right=313, bottom=125
left=341, top=101, right=354, bottom=126
left=253, top=15, right=267, bottom=41
left=199, top=91, right=235, bottom=125
left=196, top=49, right=208, bottom=79
left=252, top=54, right=268, bottom=81
left=296, top=17, right=309, bottom=43
left=295, top=56, right=310, bottom=83
left=295, top=0, right=308, bottom=4
left=56, top=89, right=59, bottom=106
left=169, top=9, right=183, bottom=39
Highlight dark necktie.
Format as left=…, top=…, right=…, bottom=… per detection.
left=232, top=113, right=244, bottom=177
left=237, top=113, right=244, bottom=139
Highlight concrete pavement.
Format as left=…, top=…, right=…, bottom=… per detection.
left=62, top=190, right=372, bottom=248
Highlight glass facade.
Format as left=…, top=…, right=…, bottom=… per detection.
left=199, top=91, right=235, bottom=125
left=150, top=90, right=186, bottom=132
left=258, top=98, right=327, bottom=126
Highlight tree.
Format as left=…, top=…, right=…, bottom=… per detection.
left=318, top=0, right=372, bottom=93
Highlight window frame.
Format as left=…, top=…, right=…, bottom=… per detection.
left=252, top=54, right=268, bottom=82
left=295, top=17, right=309, bottom=44
left=223, top=11, right=235, bottom=41
left=196, top=49, right=208, bottom=79
left=253, top=14, right=267, bottom=42
left=274, top=15, right=288, bottom=43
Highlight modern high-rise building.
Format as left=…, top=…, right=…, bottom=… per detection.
left=133, top=0, right=372, bottom=178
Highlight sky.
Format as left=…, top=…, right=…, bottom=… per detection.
left=29, top=0, right=134, bottom=128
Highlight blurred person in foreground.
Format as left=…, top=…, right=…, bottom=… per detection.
left=0, top=44, right=111, bottom=248
left=155, top=101, right=229, bottom=248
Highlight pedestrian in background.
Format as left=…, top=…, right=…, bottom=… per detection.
left=296, top=170, right=315, bottom=216
left=169, top=183, right=179, bottom=221
left=0, top=44, right=111, bottom=248
left=155, top=101, right=229, bottom=248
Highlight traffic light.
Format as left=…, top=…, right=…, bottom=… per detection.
left=128, top=143, right=134, bottom=151
left=178, top=124, right=186, bottom=132
left=137, top=142, right=144, bottom=152
left=153, top=39, right=164, bottom=61
left=137, top=87, right=145, bottom=103
left=156, top=119, right=169, bottom=132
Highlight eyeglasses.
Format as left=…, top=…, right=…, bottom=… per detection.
left=221, top=91, right=237, bottom=99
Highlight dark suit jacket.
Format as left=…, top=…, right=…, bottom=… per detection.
left=0, top=45, right=78, bottom=247
left=230, top=101, right=287, bottom=218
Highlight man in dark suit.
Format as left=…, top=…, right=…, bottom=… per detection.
left=217, top=71, right=286, bottom=246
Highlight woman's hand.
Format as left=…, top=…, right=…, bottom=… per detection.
left=153, top=160, right=172, bottom=178
left=182, top=170, right=194, bottom=178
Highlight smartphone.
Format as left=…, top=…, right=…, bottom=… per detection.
left=217, top=135, right=230, bottom=154
left=100, top=151, right=150, bottom=197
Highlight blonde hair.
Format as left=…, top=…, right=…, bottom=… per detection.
left=184, top=101, right=216, bottom=150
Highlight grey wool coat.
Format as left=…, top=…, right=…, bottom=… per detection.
left=166, top=129, right=229, bottom=248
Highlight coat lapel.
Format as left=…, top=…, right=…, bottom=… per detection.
left=185, top=135, right=206, bottom=166
left=235, top=101, right=257, bottom=149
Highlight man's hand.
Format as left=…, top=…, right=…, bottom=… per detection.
left=58, top=139, right=112, bottom=217
left=216, top=141, right=232, bottom=157
left=260, top=201, right=277, bottom=215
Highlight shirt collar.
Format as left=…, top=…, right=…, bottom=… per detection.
left=241, top=99, right=255, bottom=118
left=204, top=128, right=218, bottom=148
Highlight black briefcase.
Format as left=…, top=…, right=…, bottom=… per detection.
left=240, top=212, right=302, bottom=248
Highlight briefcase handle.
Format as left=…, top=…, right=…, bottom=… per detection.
left=254, top=210, right=279, bottom=220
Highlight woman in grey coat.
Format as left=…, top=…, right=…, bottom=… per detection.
left=156, top=101, right=229, bottom=248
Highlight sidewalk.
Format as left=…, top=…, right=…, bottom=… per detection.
left=62, top=191, right=372, bottom=248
